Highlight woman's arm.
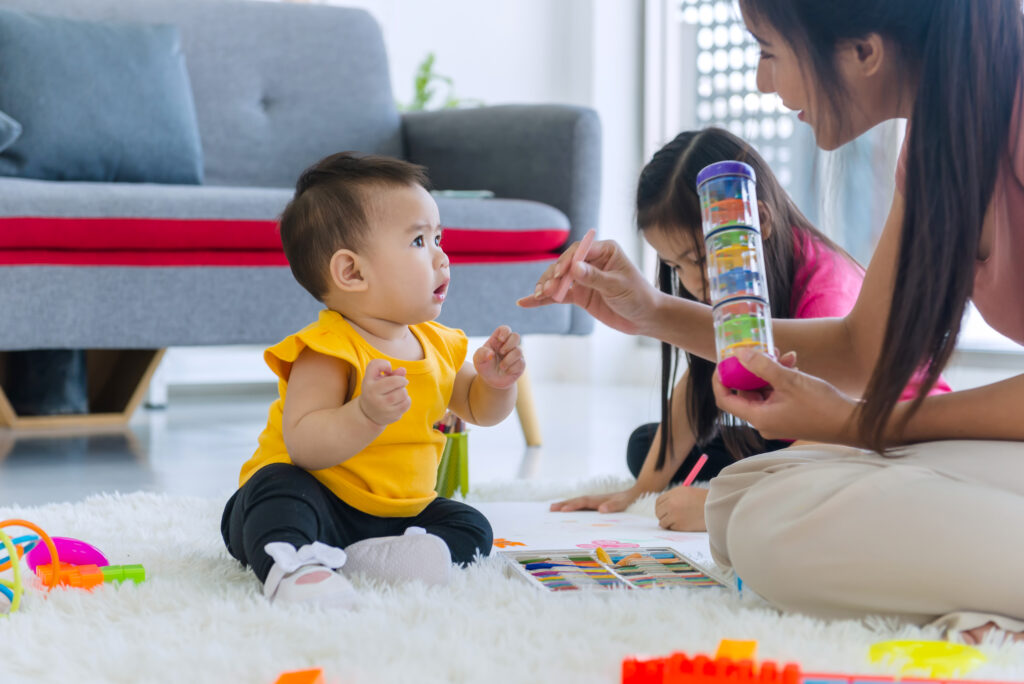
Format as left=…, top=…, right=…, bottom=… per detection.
left=887, top=373, right=1024, bottom=444
left=713, top=349, right=1024, bottom=446
left=523, top=192, right=907, bottom=396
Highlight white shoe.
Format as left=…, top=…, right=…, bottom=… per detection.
left=262, top=541, right=360, bottom=608
left=343, top=527, right=452, bottom=586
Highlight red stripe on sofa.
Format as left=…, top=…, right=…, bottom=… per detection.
left=0, top=217, right=283, bottom=250
left=0, top=250, right=558, bottom=267
left=440, top=227, right=569, bottom=254
left=0, top=218, right=570, bottom=255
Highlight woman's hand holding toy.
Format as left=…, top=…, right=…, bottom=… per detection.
left=712, top=348, right=859, bottom=445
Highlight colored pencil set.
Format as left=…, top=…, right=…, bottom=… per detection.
left=503, top=547, right=725, bottom=592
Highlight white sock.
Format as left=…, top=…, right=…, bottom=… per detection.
left=343, top=527, right=452, bottom=586
left=262, top=541, right=359, bottom=608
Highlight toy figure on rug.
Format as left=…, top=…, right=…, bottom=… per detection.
left=221, top=152, right=524, bottom=606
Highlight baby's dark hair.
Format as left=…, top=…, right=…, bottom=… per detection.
left=637, top=127, right=850, bottom=468
left=279, top=152, right=431, bottom=301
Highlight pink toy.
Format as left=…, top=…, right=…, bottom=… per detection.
left=25, top=536, right=108, bottom=572
left=718, top=356, right=770, bottom=391
left=553, top=229, right=597, bottom=302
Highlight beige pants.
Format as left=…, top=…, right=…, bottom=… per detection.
left=705, top=441, right=1024, bottom=635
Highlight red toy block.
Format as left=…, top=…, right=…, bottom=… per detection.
left=623, top=656, right=666, bottom=684
left=623, top=653, right=801, bottom=684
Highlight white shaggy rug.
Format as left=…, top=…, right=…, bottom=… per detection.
left=2, top=480, right=1023, bottom=684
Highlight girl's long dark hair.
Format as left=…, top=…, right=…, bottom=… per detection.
left=740, top=0, right=1024, bottom=452
left=637, top=127, right=853, bottom=469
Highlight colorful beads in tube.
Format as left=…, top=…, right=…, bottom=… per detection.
left=696, top=160, right=774, bottom=390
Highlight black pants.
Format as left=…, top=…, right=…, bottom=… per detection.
left=625, top=423, right=792, bottom=484
left=221, top=463, right=493, bottom=582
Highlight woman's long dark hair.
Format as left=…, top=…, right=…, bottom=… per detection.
left=637, top=127, right=853, bottom=469
left=740, top=0, right=1024, bottom=452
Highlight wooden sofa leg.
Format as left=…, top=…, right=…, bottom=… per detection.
left=0, top=349, right=165, bottom=430
left=515, top=370, right=542, bottom=447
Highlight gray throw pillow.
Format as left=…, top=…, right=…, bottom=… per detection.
left=0, top=7, right=203, bottom=183
left=0, top=110, right=21, bottom=153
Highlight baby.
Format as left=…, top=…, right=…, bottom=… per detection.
left=221, top=152, right=524, bottom=606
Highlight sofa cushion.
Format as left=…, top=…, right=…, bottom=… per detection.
left=0, top=180, right=571, bottom=266
left=0, top=110, right=21, bottom=153
left=435, top=197, right=571, bottom=256
left=0, top=7, right=203, bottom=184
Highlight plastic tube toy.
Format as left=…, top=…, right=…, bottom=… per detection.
left=0, top=519, right=63, bottom=615
left=696, top=161, right=774, bottom=390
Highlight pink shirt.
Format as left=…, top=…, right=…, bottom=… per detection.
left=896, top=87, right=1024, bottom=345
left=790, top=228, right=951, bottom=399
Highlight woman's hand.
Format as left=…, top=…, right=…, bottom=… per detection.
left=655, top=486, right=708, bottom=531
left=712, top=349, right=860, bottom=445
left=550, top=487, right=642, bottom=513
left=517, top=239, right=662, bottom=336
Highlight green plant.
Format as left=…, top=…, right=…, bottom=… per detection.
left=400, top=52, right=480, bottom=111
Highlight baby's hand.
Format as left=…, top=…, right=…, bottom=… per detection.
left=473, top=325, right=524, bottom=390
left=358, top=359, right=411, bottom=426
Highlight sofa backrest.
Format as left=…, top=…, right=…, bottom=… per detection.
left=0, top=0, right=403, bottom=188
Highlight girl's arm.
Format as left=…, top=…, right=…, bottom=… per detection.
left=631, top=371, right=699, bottom=493
left=448, top=326, right=523, bottom=426
left=551, top=371, right=699, bottom=513
left=281, top=349, right=408, bottom=470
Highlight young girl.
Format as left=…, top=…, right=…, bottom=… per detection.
left=551, top=128, right=947, bottom=531
left=527, top=0, right=1024, bottom=643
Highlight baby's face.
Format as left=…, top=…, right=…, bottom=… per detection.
left=360, top=183, right=449, bottom=324
left=643, top=223, right=708, bottom=303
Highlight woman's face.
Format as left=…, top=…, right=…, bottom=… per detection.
left=643, top=223, right=708, bottom=304
left=743, top=13, right=887, bottom=150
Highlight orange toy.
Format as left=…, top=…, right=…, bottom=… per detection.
left=273, top=668, right=325, bottom=684
left=35, top=562, right=146, bottom=590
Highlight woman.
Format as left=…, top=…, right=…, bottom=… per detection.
left=521, top=1, right=1024, bottom=642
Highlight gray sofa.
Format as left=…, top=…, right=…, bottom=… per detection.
left=0, top=0, right=600, bottom=428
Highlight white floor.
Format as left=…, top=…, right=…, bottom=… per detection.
left=0, top=380, right=662, bottom=508
left=2, top=344, right=1020, bottom=509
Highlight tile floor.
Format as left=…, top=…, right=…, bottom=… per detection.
left=0, top=381, right=662, bottom=507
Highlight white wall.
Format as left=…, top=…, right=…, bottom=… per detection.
left=158, top=0, right=656, bottom=392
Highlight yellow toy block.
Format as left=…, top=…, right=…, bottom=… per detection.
left=715, top=639, right=758, bottom=662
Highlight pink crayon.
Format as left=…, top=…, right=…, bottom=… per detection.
left=553, top=229, right=596, bottom=302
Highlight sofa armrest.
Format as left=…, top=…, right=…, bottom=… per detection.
left=402, top=104, right=601, bottom=244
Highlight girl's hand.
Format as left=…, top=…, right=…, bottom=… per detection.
left=712, top=349, right=859, bottom=444
left=358, top=359, right=410, bottom=426
left=473, top=325, right=524, bottom=390
left=655, top=486, right=709, bottom=531
left=549, top=487, right=642, bottom=513
left=517, top=239, right=661, bottom=336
